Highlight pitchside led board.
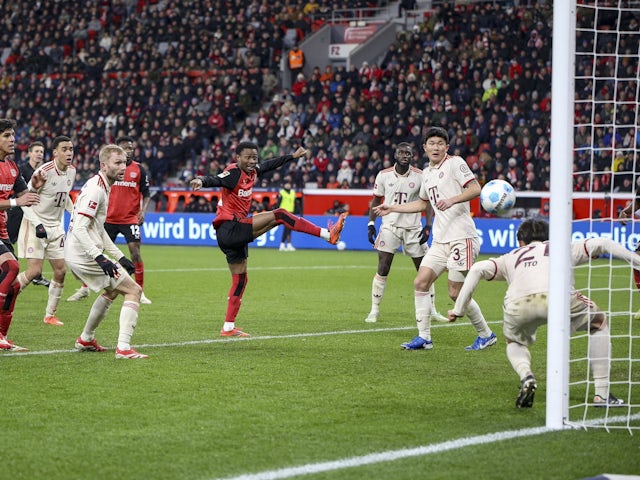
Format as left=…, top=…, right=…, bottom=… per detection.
left=101, top=213, right=640, bottom=255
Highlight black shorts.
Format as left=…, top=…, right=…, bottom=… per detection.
left=0, top=239, right=15, bottom=256
left=215, top=220, right=253, bottom=264
left=104, top=223, right=141, bottom=244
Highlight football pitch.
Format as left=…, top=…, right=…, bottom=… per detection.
left=4, top=245, right=639, bottom=479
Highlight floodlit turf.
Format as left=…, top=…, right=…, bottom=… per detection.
left=4, top=245, right=640, bottom=480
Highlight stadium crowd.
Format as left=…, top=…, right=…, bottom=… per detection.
left=0, top=0, right=638, bottom=200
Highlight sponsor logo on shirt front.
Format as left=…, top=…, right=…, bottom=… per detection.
left=113, top=180, right=137, bottom=188
left=238, top=189, right=252, bottom=197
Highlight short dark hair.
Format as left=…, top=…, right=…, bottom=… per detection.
left=236, top=141, right=259, bottom=155
left=52, top=136, right=71, bottom=149
left=0, top=118, right=16, bottom=134
left=29, top=141, right=45, bottom=151
left=516, top=219, right=549, bottom=244
left=423, top=126, right=449, bottom=145
left=116, top=135, right=134, bottom=144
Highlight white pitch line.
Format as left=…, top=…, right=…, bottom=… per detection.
left=214, top=426, right=554, bottom=480
left=214, top=412, right=640, bottom=480
left=2, top=323, right=487, bottom=357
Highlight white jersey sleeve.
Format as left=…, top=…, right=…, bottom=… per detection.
left=572, top=237, right=640, bottom=269
left=374, top=166, right=424, bottom=229
left=65, top=172, right=123, bottom=262
left=420, top=155, right=478, bottom=242
left=22, top=162, right=76, bottom=230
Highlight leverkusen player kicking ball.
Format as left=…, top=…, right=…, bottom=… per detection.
left=191, top=141, right=347, bottom=337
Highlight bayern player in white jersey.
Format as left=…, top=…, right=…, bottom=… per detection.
left=16, top=136, right=75, bottom=326
left=365, top=142, right=447, bottom=324
left=65, top=144, right=146, bottom=359
left=448, top=219, right=630, bottom=408
left=374, top=127, right=496, bottom=351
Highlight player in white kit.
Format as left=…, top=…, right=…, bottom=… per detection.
left=448, top=219, right=628, bottom=408
left=365, top=142, right=447, bottom=323
left=65, top=144, right=146, bottom=359
left=374, top=127, right=496, bottom=351
left=16, top=136, right=75, bottom=326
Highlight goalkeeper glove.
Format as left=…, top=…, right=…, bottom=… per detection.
left=367, top=222, right=377, bottom=245
left=118, top=256, right=136, bottom=275
left=419, top=224, right=432, bottom=245
left=35, top=224, right=47, bottom=239
left=95, top=254, right=119, bottom=278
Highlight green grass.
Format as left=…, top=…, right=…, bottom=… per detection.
left=4, top=246, right=640, bottom=480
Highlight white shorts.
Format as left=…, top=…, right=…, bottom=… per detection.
left=66, top=255, right=130, bottom=292
left=420, top=237, right=480, bottom=280
left=503, top=291, right=596, bottom=346
left=375, top=224, right=427, bottom=258
left=17, top=224, right=65, bottom=260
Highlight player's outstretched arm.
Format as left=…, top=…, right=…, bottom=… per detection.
left=576, top=237, right=640, bottom=270
left=373, top=198, right=429, bottom=216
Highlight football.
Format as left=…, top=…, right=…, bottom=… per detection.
left=480, top=179, right=516, bottom=215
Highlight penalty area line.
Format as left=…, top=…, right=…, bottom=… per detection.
left=214, top=426, right=555, bottom=480
left=0, top=321, right=501, bottom=357
left=214, top=412, right=640, bottom=480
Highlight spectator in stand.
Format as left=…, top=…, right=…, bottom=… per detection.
left=287, top=44, right=305, bottom=87
left=336, top=160, right=354, bottom=186
left=185, top=195, right=214, bottom=213
left=326, top=199, right=349, bottom=215
left=0, top=0, right=565, bottom=194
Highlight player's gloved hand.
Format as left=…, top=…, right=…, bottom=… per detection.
left=118, top=256, right=136, bottom=275
left=419, top=224, right=432, bottom=245
left=35, top=224, right=47, bottom=239
left=367, top=222, right=377, bottom=244
left=95, top=254, right=119, bottom=278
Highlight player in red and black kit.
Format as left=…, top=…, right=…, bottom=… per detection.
left=67, top=136, right=152, bottom=304
left=106, top=136, right=152, bottom=303
left=191, top=141, right=347, bottom=337
left=0, top=119, right=45, bottom=351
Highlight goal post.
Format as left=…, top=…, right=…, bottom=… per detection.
left=546, top=0, right=576, bottom=430
left=548, top=0, right=640, bottom=432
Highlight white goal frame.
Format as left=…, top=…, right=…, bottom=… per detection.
left=546, top=0, right=576, bottom=430
left=547, top=0, right=640, bottom=431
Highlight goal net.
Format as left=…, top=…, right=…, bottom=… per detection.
left=549, top=0, right=640, bottom=432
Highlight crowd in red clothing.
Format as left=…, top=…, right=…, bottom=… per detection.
left=0, top=1, right=637, bottom=195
